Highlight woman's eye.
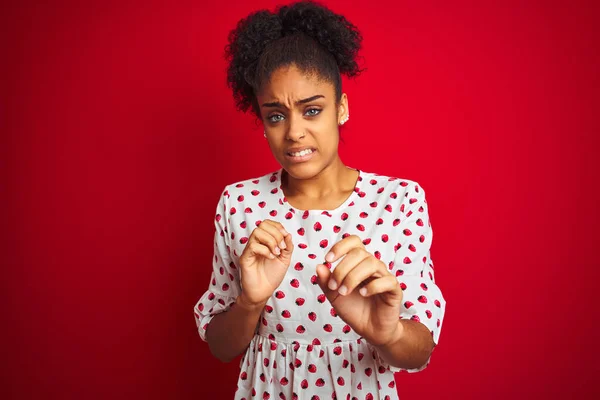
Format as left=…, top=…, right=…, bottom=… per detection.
left=268, top=109, right=320, bottom=123
left=268, top=114, right=284, bottom=123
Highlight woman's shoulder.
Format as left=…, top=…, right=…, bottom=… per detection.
left=360, top=169, right=423, bottom=194
left=218, top=169, right=280, bottom=200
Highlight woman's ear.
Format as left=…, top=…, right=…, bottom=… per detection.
left=338, top=93, right=349, bottom=125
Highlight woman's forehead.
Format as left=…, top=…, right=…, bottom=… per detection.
left=258, top=66, right=334, bottom=101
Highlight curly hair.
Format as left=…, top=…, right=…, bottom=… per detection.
left=224, top=0, right=364, bottom=120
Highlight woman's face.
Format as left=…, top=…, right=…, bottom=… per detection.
left=256, top=64, right=348, bottom=179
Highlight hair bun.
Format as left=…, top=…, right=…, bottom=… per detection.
left=277, top=1, right=363, bottom=77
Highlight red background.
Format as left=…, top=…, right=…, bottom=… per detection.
left=3, top=0, right=599, bottom=399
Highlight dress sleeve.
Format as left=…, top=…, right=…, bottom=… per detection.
left=375, top=182, right=447, bottom=373
left=193, top=186, right=241, bottom=342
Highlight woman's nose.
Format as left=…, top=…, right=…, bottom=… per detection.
left=285, top=114, right=306, bottom=140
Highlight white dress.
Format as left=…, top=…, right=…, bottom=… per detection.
left=194, top=167, right=447, bottom=400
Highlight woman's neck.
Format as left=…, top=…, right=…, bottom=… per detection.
left=281, top=158, right=359, bottom=207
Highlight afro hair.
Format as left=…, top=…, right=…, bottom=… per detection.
left=224, top=0, right=364, bottom=119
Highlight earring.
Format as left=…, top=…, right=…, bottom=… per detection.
left=339, top=113, right=350, bottom=125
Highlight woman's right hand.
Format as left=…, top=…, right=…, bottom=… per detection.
left=238, top=220, right=294, bottom=307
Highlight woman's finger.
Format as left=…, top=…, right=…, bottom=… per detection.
left=336, top=258, right=382, bottom=296
left=324, top=235, right=364, bottom=263
left=268, top=219, right=289, bottom=237
left=261, top=219, right=289, bottom=238
left=360, top=275, right=402, bottom=298
left=327, top=247, right=368, bottom=291
left=315, top=263, right=335, bottom=297
left=247, top=241, right=276, bottom=260
left=251, top=228, right=281, bottom=256
left=257, top=221, right=289, bottom=251
left=282, top=230, right=293, bottom=253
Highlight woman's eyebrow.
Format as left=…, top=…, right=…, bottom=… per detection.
left=261, top=94, right=325, bottom=108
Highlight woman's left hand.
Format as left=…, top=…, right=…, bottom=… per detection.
left=316, top=235, right=404, bottom=347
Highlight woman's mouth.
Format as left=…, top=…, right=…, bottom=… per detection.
left=285, top=148, right=316, bottom=163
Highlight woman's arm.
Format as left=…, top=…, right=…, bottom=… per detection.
left=205, top=295, right=266, bottom=363
left=374, top=319, right=435, bottom=370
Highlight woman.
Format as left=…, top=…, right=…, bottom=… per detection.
left=194, top=1, right=447, bottom=399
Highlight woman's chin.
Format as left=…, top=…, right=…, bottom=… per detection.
left=282, top=163, right=319, bottom=179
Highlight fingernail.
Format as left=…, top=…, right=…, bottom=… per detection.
left=338, top=285, right=348, bottom=295
left=279, top=240, right=286, bottom=249
left=359, top=287, right=367, bottom=296
left=274, top=247, right=281, bottom=255
left=328, top=279, right=338, bottom=290
left=325, top=252, right=334, bottom=262
left=280, top=229, right=288, bottom=236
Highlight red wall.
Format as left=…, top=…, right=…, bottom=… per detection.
left=3, top=0, right=599, bottom=398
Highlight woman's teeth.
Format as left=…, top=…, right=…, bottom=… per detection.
left=290, top=149, right=314, bottom=157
